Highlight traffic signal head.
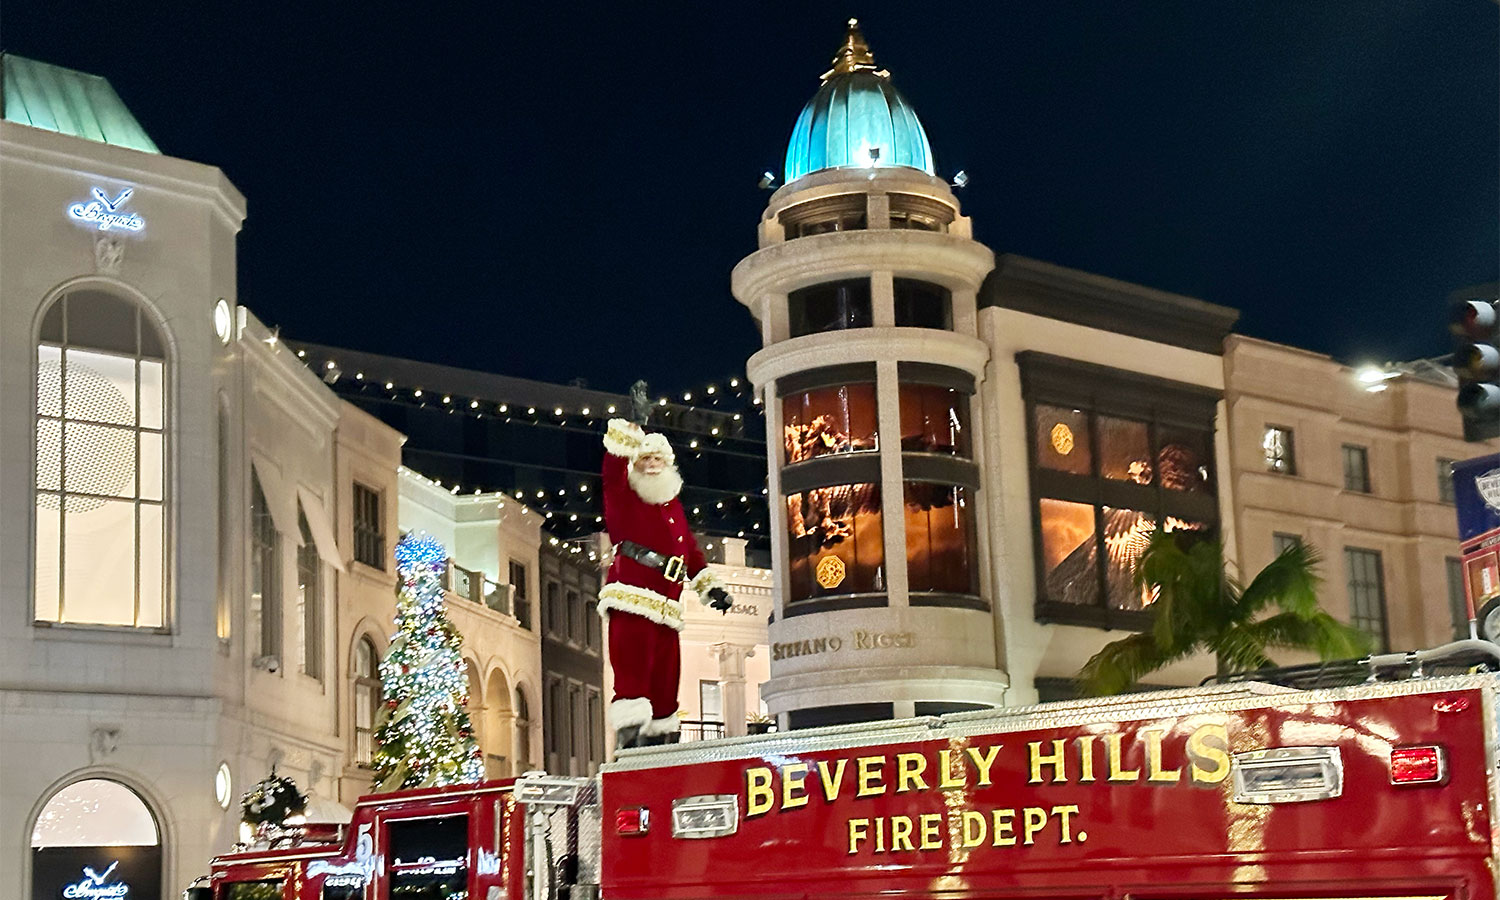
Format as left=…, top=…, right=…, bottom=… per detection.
left=1451, top=292, right=1500, bottom=441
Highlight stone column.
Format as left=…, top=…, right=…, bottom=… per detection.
left=709, top=642, right=755, bottom=737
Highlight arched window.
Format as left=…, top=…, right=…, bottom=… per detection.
left=32, top=779, right=161, bottom=898
left=35, top=289, right=167, bottom=627
left=353, top=636, right=382, bottom=766
left=514, top=687, right=531, bottom=771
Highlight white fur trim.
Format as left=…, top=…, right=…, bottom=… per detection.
left=637, top=432, right=674, bottom=463
left=689, top=569, right=727, bottom=604
left=604, top=418, right=643, bottom=458
left=641, top=713, right=681, bottom=736
left=598, top=582, right=685, bottom=631
left=610, top=697, right=653, bottom=731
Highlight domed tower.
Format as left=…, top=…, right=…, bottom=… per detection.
left=732, top=21, right=1003, bottom=729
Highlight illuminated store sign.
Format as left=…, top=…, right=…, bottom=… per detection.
left=62, top=862, right=130, bottom=899
left=67, top=188, right=145, bottom=232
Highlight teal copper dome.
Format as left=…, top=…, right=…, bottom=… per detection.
left=783, top=20, right=934, bottom=184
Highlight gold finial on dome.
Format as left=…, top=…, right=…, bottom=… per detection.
left=823, top=18, right=884, bottom=81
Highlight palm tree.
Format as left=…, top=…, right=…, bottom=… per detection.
left=1077, top=530, right=1371, bottom=696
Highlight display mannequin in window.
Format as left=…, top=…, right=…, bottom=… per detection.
left=599, top=417, right=732, bottom=749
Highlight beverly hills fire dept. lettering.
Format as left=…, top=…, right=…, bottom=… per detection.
left=744, top=723, right=1231, bottom=855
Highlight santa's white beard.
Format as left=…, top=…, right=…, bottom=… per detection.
left=628, top=465, right=683, bottom=505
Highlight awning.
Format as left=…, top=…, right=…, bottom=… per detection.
left=297, top=485, right=346, bottom=571
left=250, top=455, right=300, bottom=541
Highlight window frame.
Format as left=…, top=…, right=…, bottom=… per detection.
left=33, top=289, right=170, bottom=629
left=353, top=635, right=382, bottom=767
left=296, top=505, right=323, bottom=680
left=1437, top=458, right=1457, bottom=505
left=1019, top=352, right=1221, bottom=631
left=788, top=278, right=874, bottom=338
left=1344, top=547, right=1388, bottom=652
left=250, top=473, right=282, bottom=664
left=1341, top=443, right=1371, bottom=493
left=1446, top=556, right=1470, bottom=642
left=1263, top=425, right=1296, bottom=475
left=351, top=482, right=385, bottom=570
left=892, top=278, right=954, bottom=330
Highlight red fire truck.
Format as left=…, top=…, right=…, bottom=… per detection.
left=197, top=656, right=1500, bottom=900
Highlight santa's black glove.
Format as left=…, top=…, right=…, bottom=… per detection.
left=707, top=587, right=733, bottom=614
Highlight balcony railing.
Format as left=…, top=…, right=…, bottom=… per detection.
left=679, top=719, right=726, bottom=742
left=438, top=560, right=535, bottom=631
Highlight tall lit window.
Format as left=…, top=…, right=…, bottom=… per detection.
left=35, top=290, right=166, bottom=627
left=250, top=474, right=281, bottom=662
left=785, top=482, right=884, bottom=604
left=1344, top=548, right=1387, bottom=651
left=783, top=382, right=878, bottom=464
left=1341, top=444, right=1371, bottom=493
left=215, top=405, right=232, bottom=642
left=1022, top=353, right=1219, bottom=629
left=898, top=383, right=970, bottom=456
left=508, top=560, right=530, bottom=629
left=904, top=482, right=979, bottom=595
left=296, top=507, right=322, bottom=679
left=1263, top=426, right=1295, bottom=474
left=353, top=636, right=381, bottom=766
left=699, top=681, right=723, bottom=723
left=514, top=688, right=531, bottom=771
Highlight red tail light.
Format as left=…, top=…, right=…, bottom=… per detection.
left=616, top=806, right=650, bottom=836
left=1390, top=745, right=1446, bottom=785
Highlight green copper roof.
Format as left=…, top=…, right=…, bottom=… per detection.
left=2, top=54, right=159, bottom=153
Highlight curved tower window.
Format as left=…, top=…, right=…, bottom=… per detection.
left=789, top=279, right=872, bottom=337
left=35, top=290, right=167, bottom=627
left=893, top=279, right=952, bottom=330
left=904, top=482, right=979, bottom=596
left=899, top=383, right=970, bottom=457
left=785, top=482, right=884, bottom=603
left=783, top=383, right=878, bottom=464
left=32, top=779, right=161, bottom=899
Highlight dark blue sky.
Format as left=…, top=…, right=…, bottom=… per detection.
left=8, top=2, right=1497, bottom=393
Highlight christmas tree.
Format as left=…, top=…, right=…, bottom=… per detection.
left=371, top=532, right=484, bottom=790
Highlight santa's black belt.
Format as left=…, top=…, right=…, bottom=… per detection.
left=616, top=540, right=688, bottom=583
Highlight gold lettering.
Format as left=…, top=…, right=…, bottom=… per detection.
left=992, top=808, right=1016, bottom=846
left=1052, top=804, right=1079, bottom=843
left=857, top=755, right=886, bottom=797
left=1022, top=807, right=1048, bottom=845
left=960, top=810, right=987, bottom=847
left=875, top=815, right=886, bottom=853
left=782, top=762, right=809, bottom=809
left=937, top=749, right=966, bottom=789
left=1076, top=735, right=1096, bottom=782
left=746, top=767, right=774, bottom=817
left=1144, top=730, right=1181, bottom=783
left=896, top=752, right=929, bottom=792
left=1187, top=723, right=1231, bottom=784
left=847, top=818, right=869, bottom=854
left=967, top=745, right=1002, bottom=786
left=890, top=815, right=915, bottom=851
left=1105, top=733, right=1140, bottom=782
left=817, top=758, right=848, bottom=801
left=919, top=813, right=941, bottom=850
left=1029, top=738, right=1067, bottom=784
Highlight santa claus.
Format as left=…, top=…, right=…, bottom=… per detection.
left=600, top=418, right=732, bottom=749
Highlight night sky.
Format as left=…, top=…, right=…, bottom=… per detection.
left=7, top=2, right=1496, bottom=394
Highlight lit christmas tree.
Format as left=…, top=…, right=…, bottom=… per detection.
left=371, top=533, right=484, bottom=790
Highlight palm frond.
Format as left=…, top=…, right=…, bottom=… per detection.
left=1134, top=530, right=1230, bottom=650
left=1207, top=627, right=1275, bottom=675
left=1077, top=632, right=1192, bottom=697
left=1237, top=610, right=1372, bottom=660
left=1237, top=541, right=1323, bottom=618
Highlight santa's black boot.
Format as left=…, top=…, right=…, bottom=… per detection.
left=615, top=724, right=643, bottom=750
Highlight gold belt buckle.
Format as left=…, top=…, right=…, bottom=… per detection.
left=663, top=555, right=686, bottom=583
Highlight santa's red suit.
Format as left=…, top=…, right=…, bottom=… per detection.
left=599, top=419, right=727, bottom=744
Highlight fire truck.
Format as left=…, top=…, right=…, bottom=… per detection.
left=195, top=643, right=1500, bottom=900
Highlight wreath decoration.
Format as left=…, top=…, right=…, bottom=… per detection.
left=240, top=767, right=308, bottom=827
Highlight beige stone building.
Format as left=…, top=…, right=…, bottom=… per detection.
left=1223, top=335, right=1500, bottom=654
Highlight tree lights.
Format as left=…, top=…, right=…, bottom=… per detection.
left=371, top=533, right=484, bottom=791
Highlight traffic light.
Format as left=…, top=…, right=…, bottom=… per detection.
left=1451, top=289, right=1500, bottom=442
